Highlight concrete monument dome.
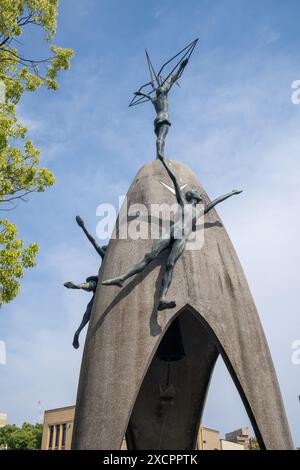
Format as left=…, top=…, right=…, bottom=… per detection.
left=72, top=159, right=293, bottom=450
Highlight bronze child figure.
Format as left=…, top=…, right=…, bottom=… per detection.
left=134, top=58, right=189, bottom=159
left=64, top=216, right=106, bottom=348
left=102, top=158, right=242, bottom=311
left=130, top=39, right=199, bottom=160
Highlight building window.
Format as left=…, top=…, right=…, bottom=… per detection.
left=61, top=423, right=67, bottom=449
left=48, top=425, right=54, bottom=450
left=55, top=424, right=60, bottom=449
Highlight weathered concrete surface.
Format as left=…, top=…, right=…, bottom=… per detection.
left=72, top=160, right=294, bottom=450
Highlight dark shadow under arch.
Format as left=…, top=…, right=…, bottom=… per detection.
left=126, top=305, right=266, bottom=450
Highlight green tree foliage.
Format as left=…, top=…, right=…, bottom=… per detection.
left=0, top=422, right=43, bottom=450
left=0, top=0, right=73, bottom=305
left=248, top=437, right=260, bottom=450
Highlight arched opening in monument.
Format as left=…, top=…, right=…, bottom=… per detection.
left=125, top=306, right=265, bottom=450
left=201, top=356, right=253, bottom=443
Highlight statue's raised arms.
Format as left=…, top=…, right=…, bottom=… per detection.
left=129, top=39, right=198, bottom=159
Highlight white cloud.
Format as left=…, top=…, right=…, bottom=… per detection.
left=258, top=25, right=281, bottom=45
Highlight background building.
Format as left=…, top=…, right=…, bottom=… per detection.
left=196, top=427, right=221, bottom=450
left=220, top=440, right=245, bottom=450
left=41, top=405, right=251, bottom=450
left=41, top=406, right=75, bottom=450
left=225, top=427, right=250, bottom=449
left=0, top=413, right=7, bottom=428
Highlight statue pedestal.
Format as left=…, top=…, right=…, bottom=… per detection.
left=72, top=160, right=293, bottom=450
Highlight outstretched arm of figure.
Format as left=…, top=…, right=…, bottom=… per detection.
left=134, top=91, right=152, bottom=100
left=76, top=215, right=106, bottom=259
left=159, top=156, right=184, bottom=207
left=163, top=58, right=189, bottom=92
left=204, top=190, right=243, bottom=214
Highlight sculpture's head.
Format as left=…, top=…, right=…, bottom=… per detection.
left=155, top=75, right=171, bottom=96
left=185, top=188, right=202, bottom=204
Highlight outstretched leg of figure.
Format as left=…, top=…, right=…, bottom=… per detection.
left=64, top=281, right=81, bottom=289
left=158, top=238, right=186, bottom=311
left=64, top=281, right=95, bottom=292
left=156, top=123, right=170, bottom=159
left=102, top=237, right=171, bottom=287
left=73, top=297, right=94, bottom=349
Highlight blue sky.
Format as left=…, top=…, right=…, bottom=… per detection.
left=1, top=0, right=300, bottom=446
